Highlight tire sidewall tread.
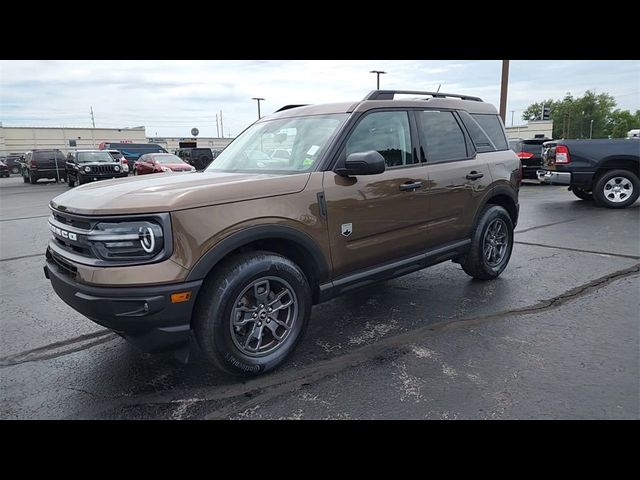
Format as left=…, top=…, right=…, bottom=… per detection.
left=193, top=251, right=311, bottom=377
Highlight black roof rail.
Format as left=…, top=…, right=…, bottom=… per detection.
left=275, top=104, right=309, bottom=112
left=363, top=90, right=483, bottom=102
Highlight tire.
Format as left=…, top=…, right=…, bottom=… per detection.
left=193, top=251, right=312, bottom=377
left=10, top=166, right=20, bottom=175
left=68, top=175, right=75, bottom=188
left=593, top=169, right=639, bottom=209
left=29, top=171, right=37, bottom=184
left=461, top=205, right=514, bottom=280
left=571, top=187, right=593, bottom=201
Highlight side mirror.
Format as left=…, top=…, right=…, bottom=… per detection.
left=336, top=151, right=386, bottom=176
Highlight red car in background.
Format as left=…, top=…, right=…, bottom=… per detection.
left=133, top=153, right=196, bottom=175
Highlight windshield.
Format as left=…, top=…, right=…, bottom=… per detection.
left=206, top=114, right=348, bottom=173
left=152, top=154, right=184, bottom=164
left=77, top=151, right=115, bottom=163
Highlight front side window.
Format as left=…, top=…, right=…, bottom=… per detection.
left=346, top=111, right=414, bottom=168
left=419, top=111, right=468, bottom=162
left=207, top=114, right=347, bottom=173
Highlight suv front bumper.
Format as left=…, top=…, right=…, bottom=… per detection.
left=537, top=170, right=571, bottom=185
left=44, top=253, right=202, bottom=352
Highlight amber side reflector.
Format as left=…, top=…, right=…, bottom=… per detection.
left=171, top=291, right=192, bottom=303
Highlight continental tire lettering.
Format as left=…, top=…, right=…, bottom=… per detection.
left=225, top=353, right=261, bottom=373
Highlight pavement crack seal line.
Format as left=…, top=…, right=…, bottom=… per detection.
left=514, top=240, right=640, bottom=260
left=0, top=214, right=51, bottom=222
left=111, top=262, right=639, bottom=420
left=0, top=330, right=118, bottom=367
left=514, top=218, right=579, bottom=234
left=0, top=253, right=44, bottom=263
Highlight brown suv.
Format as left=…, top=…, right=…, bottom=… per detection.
left=44, top=90, right=521, bottom=376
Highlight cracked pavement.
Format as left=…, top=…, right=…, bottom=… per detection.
left=0, top=177, right=638, bottom=419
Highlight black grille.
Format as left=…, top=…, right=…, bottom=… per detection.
left=53, top=212, right=91, bottom=230
left=88, top=164, right=118, bottom=174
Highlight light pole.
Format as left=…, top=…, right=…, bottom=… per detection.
left=370, top=70, right=387, bottom=89
left=499, top=60, right=509, bottom=124
left=252, top=97, right=265, bottom=119
left=590, top=119, right=594, bottom=139
left=510, top=110, right=515, bottom=127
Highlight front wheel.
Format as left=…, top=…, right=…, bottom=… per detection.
left=461, top=205, right=514, bottom=280
left=193, top=251, right=311, bottom=377
left=593, top=169, right=639, bottom=209
left=10, top=166, right=20, bottom=175
left=572, top=187, right=593, bottom=201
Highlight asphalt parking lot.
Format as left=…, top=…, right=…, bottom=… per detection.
left=0, top=176, right=638, bottom=419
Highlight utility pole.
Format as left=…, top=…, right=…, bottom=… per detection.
left=252, top=97, right=265, bottom=119
left=370, top=70, right=386, bottom=89
left=510, top=110, right=515, bottom=126
left=216, top=114, right=220, bottom=138
left=220, top=110, right=224, bottom=138
left=90, top=106, right=96, bottom=128
left=499, top=60, right=509, bottom=123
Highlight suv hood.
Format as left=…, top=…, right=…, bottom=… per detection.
left=51, top=171, right=311, bottom=215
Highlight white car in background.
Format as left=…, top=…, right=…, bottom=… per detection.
left=106, top=149, right=130, bottom=173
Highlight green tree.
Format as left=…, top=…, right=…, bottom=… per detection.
left=605, top=109, right=640, bottom=138
left=521, top=90, right=628, bottom=139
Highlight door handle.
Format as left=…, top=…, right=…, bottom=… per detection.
left=399, top=181, right=422, bottom=191
left=466, top=171, right=484, bottom=180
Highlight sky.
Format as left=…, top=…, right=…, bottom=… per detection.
left=1, top=60, right=638, bottom=138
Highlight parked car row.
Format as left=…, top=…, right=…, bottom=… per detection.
left=5, top=145, right=226, bottom=186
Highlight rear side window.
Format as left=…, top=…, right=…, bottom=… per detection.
left=470, top=114, right=508, bottom=151
left=346, top=111, right=415, bottom=168
left=418, top=111, right=468, bottom=163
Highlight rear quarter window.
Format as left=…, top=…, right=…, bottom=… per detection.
left=470, top=114, right=509, bottom=151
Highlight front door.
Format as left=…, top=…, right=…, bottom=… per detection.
left=323, top=110, right=430, bottom=278
left=416, top=109, right=491, bottom=249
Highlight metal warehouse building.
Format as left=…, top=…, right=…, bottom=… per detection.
left=0, top=124, right=233, bottom=157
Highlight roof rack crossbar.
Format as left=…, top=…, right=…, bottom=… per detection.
left=275, top=104, right=310, bottom=112
left=363, top=90, right=483, bottom=102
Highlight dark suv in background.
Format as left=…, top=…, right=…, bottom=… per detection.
left=509, top=137, right=552, bottom=180
left=175, top=147, right=222, bottom=170
left=22, top=149, right=67, bottom=183
left=65, top=150, right=127, bottom=187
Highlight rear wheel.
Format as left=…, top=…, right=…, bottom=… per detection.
left=29, top=170, right=37, bottom=184
left=593, top=169, right=639, bottom=209
left=571, top=187, right=593, bottom=201
left=193, top=251, right=311, bottom=377
left=10, top=166, right=20, bottom=175
left=461, top=205, right=514, bottom=280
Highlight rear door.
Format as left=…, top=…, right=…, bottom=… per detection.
left=416, top=110, right=491, bottom=249
left=323, top=109, right=430, bottom=278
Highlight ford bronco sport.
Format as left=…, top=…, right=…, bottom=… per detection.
left=44, top=90, right=521, bottom=376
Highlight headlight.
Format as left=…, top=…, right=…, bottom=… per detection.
left=161, top=166, right=170, bottom=172
left=113, top=165, right=120, bottom=172
left=89, top=220, right=164, bottom=260
left=83, top=166, right=92, bottom=173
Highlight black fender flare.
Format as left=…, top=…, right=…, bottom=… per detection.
left=186, top=224, right=330, bottom=282
left=472, top=185, right=520, bottom=229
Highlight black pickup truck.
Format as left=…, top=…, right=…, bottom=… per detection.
left=538, top=139, right=640, bottom=208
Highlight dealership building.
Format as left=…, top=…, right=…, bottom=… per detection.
left=0, top=124, right=233, bottom=157
left=505, top=120, right=553, bottom=140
